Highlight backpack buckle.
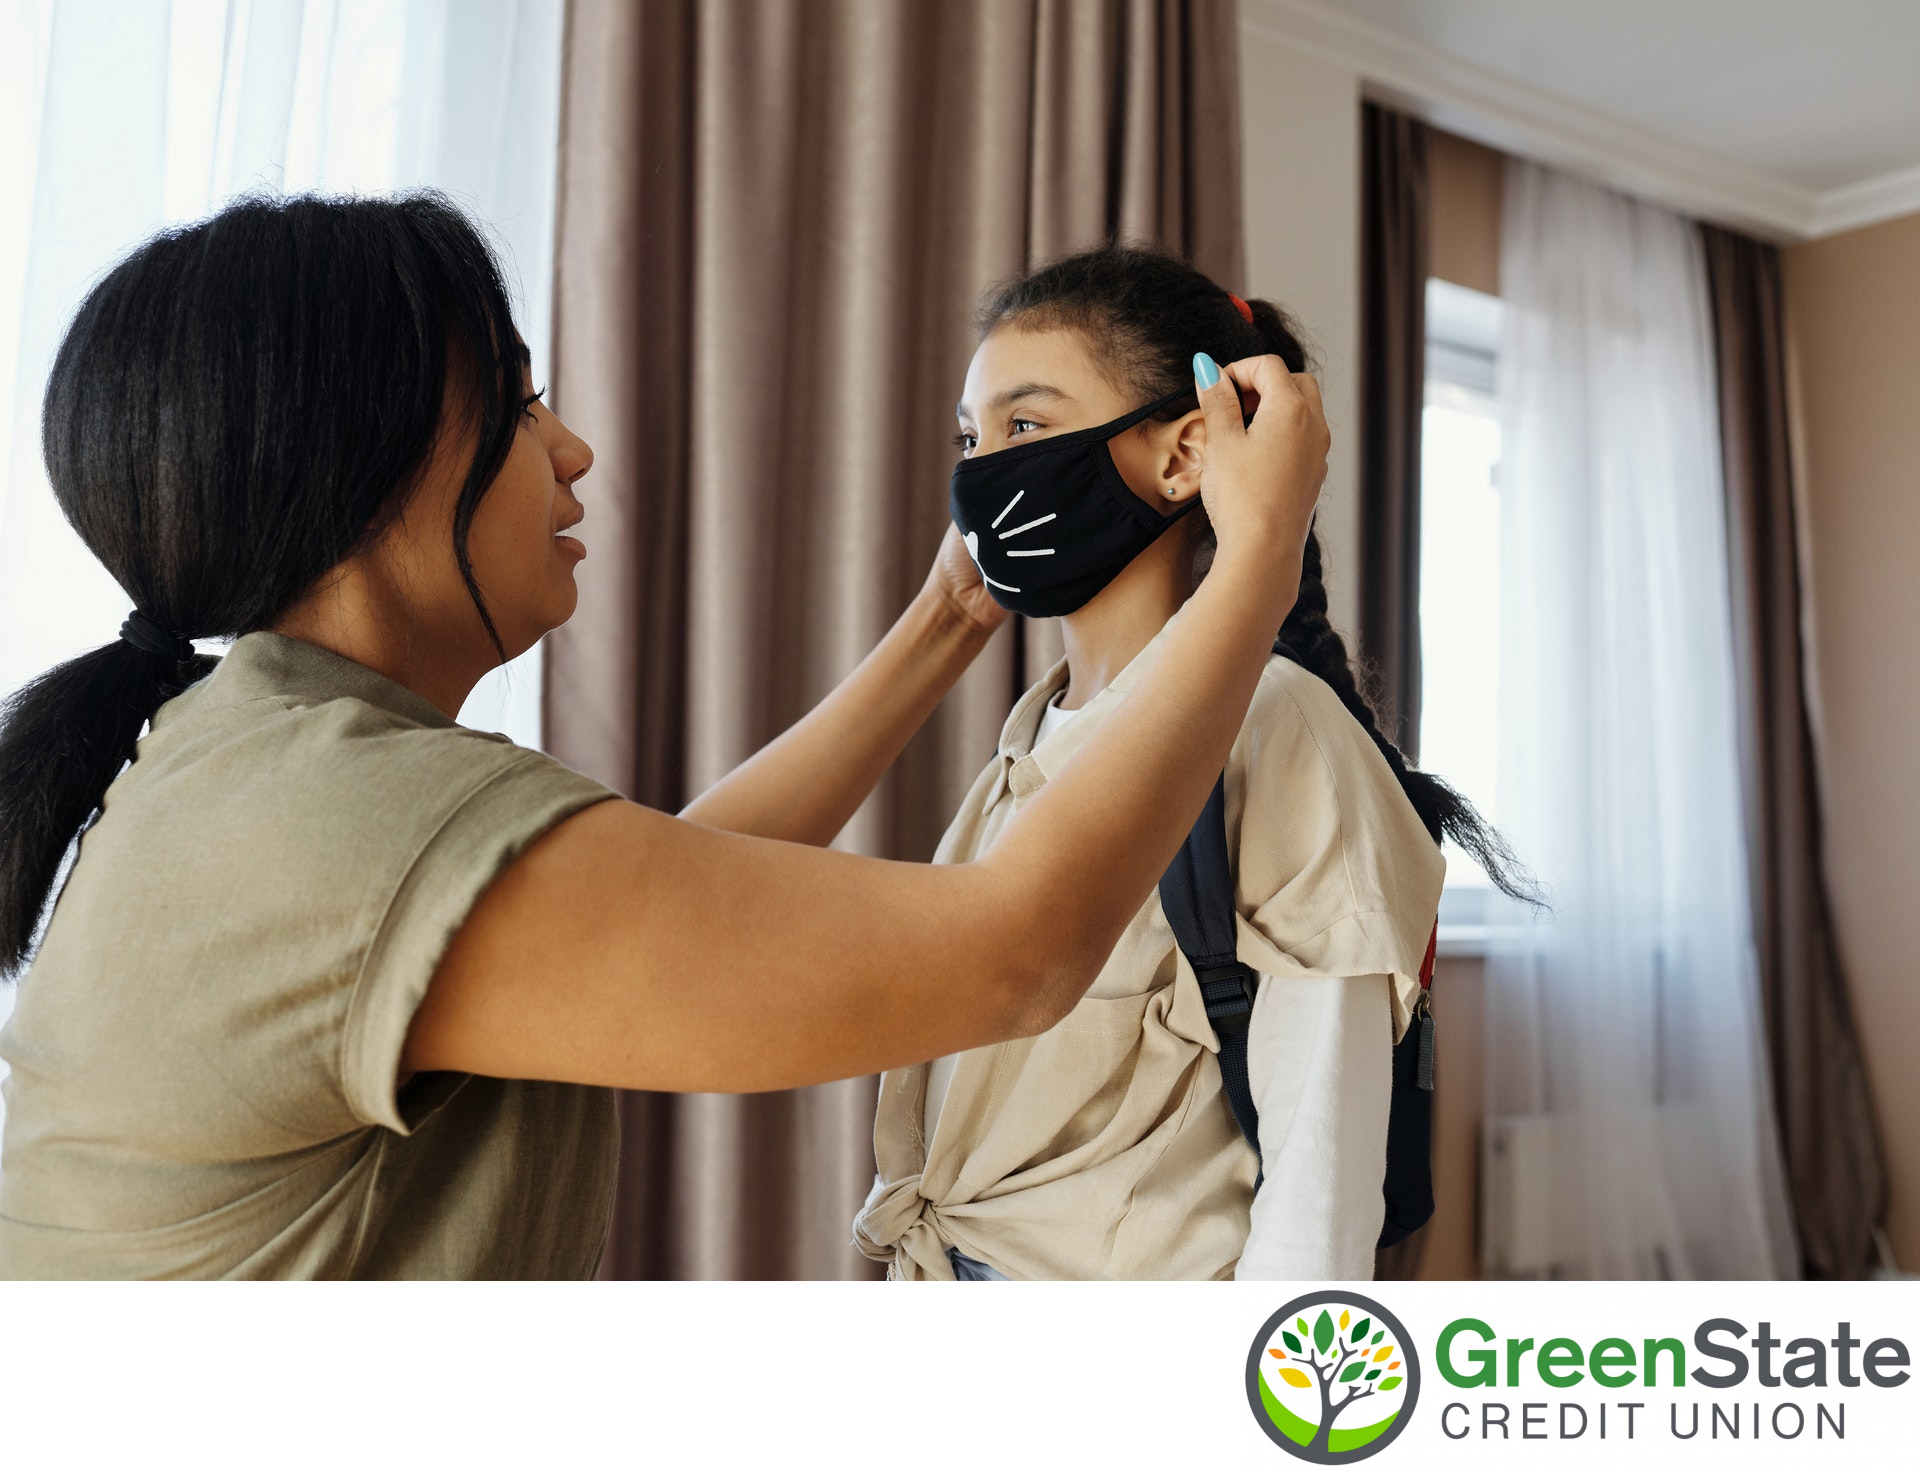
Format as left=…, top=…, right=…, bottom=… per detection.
left=1196, top=962, right=1257, bottom=1034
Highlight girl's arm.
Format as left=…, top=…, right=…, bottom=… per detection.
left=405, top=356, right=1329, bottom=1092
left=677, top=527, right=1004, bottom=846
left=1235, top=974, right=1395, bottom=1280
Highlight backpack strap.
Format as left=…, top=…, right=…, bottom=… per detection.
left=1157, top=773, right=1263, bottom=1163
left=1156, top=634, right=1442, bottom=1248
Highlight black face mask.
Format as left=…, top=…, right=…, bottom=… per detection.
left=949, top=390, right=1197, bottom=618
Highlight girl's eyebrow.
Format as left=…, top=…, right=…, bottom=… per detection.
left=955, top=382, right=1073, bottom=419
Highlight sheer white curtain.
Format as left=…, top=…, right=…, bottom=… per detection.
left=0, top=0, right=563, bottom=1148
left=1485, top=159, right=1798, bottom=1279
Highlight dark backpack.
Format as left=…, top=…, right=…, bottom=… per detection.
left=1156, top=660, right=1438, bottom=1249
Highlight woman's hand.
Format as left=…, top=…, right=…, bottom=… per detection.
left=923, top=522, right=1010, bottom=638
left=674, top=522, right=998, bottom=847
left=1192, top=352, right=1329, bottom=572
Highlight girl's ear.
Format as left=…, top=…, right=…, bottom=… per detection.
left=1153, top=408, right=1208, bottom=508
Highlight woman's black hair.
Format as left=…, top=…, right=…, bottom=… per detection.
left=979, top=244, right=1538, bottom=904
left=0, top=191, right=526, bottom=974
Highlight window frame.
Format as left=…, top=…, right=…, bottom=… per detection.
left=1422, top=278, right=1507, bottom=956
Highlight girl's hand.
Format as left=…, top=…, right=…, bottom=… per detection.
left=1193, top=352, right=1329, bottom=570
left=923, top=521, right=1010, bottom=637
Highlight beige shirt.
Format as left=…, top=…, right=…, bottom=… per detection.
left=0, top=634, right=619, bottom=1279
left=854, top=616, right=1445, bottom=1280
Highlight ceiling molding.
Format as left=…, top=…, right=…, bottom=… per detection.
left=1240, top=0, right=1918, bottom=242
left=1810, top=161, right=1920, bottom=239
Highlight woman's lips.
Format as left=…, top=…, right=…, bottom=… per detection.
left=555, top=531, right=586, bottom=559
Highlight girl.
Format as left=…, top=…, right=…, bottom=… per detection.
left=0, top=198, right=1329, bottom=1278
left=854, top=247, right=1528, bottom=1281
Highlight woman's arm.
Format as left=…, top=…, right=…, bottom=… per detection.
left=405, top=355, right=1329, bottom=1093
left=678, top=527, right=1003, bottom=846
left=1235, top=974, right=1394, bottom=1281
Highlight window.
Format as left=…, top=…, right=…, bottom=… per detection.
left=1420, top=278, right=1504, bottom=943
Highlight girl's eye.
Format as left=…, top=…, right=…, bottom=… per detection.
left=521, top=387, right=546, bottom=422
left=953, top=429, right=978, bottom=454
left=1008, top=417, right=1041, bottom=437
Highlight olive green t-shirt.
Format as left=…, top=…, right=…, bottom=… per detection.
left=0, top=633, right=620, bottom=1279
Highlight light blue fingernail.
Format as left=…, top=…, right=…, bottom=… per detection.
left=1193, top=351, right=1220, bottom=389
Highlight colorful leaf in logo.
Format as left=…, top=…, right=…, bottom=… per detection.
left=1279, top=1368, right=1313, bottom=1390
left=1374, top=1346, right=1392, bottom=1363
left=1379, top=1376, right=1403, bottom=1391
left=1349, top=1317, right=1371, bottom=1343
left=1339, top=1311, right=1351, bottom=1330
left=1282, top=1330, right=1303, bottom=1355
left=1340, top=1362, right=1366, bottom=1383
left=1314, top=1310, right=1336, bottom=1354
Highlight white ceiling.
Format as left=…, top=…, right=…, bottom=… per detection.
left=1337, top=0, right=1920, bottom=191
left=1248, top=0, right=1920, bottom=238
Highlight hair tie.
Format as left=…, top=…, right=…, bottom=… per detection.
left=119, top=609, right=193, bottom=662
left=1229, top=292, right=1254, bottom=325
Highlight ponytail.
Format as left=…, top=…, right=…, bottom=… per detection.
left=979, top=243, right=1541, bottom=906
left=0, top=639, right=216, bottom=972
left=1275, top=529, right=1537, bottom=903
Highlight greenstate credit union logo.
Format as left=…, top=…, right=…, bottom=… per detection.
left=1246, top=1292, right=1421, bottom=1463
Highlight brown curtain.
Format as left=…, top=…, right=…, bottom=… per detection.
left=547, top=0, right=1244, bottom=1279
left=1356, top=102, right=1430, bottom=1281
left=1701, top=227, right=1888, bottom=1280
left=1355, top=103, right=1429, bottom=760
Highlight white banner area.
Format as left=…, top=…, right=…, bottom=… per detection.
left=1, top=1280, right=1914, bottom=1467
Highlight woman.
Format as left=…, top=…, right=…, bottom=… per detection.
left=0, top=196, right=1326, bottom=1278
left=854, top=247, right=1530, bottom=1281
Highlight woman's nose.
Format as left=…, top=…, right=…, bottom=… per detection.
left=551, top=416, right=593, bottom=483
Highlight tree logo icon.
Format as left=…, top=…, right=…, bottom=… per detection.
left=1244, top=1292, right=1420, bottom=1463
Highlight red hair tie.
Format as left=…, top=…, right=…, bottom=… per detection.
left=1229, top=292, right=1254, bottom=325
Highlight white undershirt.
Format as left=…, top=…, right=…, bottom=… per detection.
left=925, top=691, right=1393, bottom=1280
left=1032, top=690, right=1080, bottom=745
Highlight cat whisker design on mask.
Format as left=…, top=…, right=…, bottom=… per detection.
left=990, top=490, right=1024, bottom=528
left=1001, top=508, right=1057, bottom=558
left=963, top=529, right=1022, bottom=593
left=998, top=514, right=1056, bottom=541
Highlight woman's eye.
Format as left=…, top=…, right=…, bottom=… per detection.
left=521, top=388, right=546, bottom=422
left=1008, top=417, right=1040, bottom=437
left=953, top=430, right=978, bottom=454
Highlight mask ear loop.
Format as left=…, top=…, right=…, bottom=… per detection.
left=1092, top=388, right=1202, bottom=532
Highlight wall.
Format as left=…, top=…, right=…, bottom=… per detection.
left=1238, top=21, right=1361, bottom=642
left=1783, top=213, right=1920, bottom=1272
left=1429, top=130, right=1502, bottom=296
